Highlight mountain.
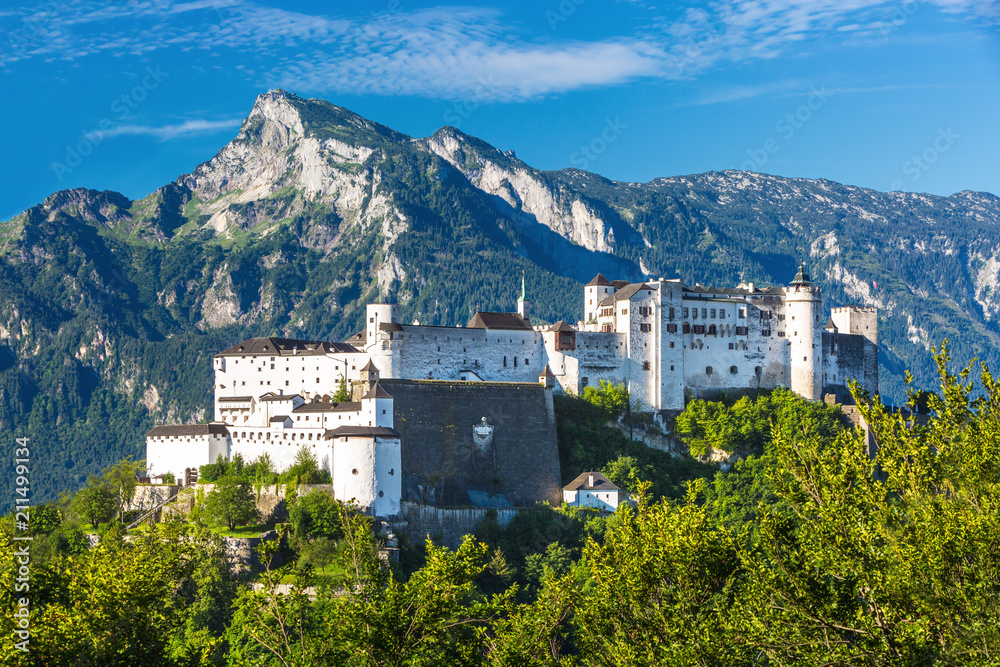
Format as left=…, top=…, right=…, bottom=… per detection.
left=2, top=89, right=999, bottom=505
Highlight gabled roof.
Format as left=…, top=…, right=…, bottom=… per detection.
left=549, top=321, right=576, bottom=332
left=362, top=383, right=393, bottom=399
left=586, top=273, right=613, bottom=286
left=467, top=312, right=534, bottom=331
left=379, top=322, right=404, bottom=332
left=323, top=426, right=401, bottom=439
left=345, top=330, right=366, bottom=345
left=258, top=393, right=301, bottom=402
left=613, top=283, right=653, bottom=302
left=360, top=358, right=379, bottom=372
left=219, top=396, right=253, bottom=402
left=270, top=416, right=290, bottom=423
left=610, top=280, right=629, bottom=290
left=294, top=401, right=362, bottom=413
left=146, top=424, right=230, bottom=438
left=563, top=471, right=619, bottom=492
left=216, top=337, right=358, bottom=357
left=824, top=318, right=838, bottom=331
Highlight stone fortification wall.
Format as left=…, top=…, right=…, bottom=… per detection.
left=383, top=379, right=562, bottom=507
left=392, top=502, right=522, bottom=549
left=162, top=483, right=335, bottom=524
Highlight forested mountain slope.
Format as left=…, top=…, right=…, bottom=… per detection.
left=1, top=89, right=997, bottom=504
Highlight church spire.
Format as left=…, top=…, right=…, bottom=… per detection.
left=517, top=270, right=530, bottom=320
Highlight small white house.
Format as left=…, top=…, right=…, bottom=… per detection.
left=562, top=471, right=622, bottom=511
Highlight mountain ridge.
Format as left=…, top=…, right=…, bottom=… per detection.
left=2, top=89, right=1000, bottom=505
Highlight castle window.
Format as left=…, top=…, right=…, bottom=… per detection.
left=762, top=330, right=771, bottom=336
left=683, top=307, right=689, bottom=317
left=739, top=308, right=746, bottom=318
left=729, top=343, right=734, bottom=350
left=670, top=365, right=675, bottom=371
left=692, top=309, right=698, bottom=319
left=683, top=323, right=690, bottom=334
left=581, top=377, right=589, bottom=387
left=670, top=342, right=675, bottom=348
left=730, top=366, right=738, bottom=374
left=778, top=332, right=786, bottom=337
left=710, top=309, right=716, bottom=318
left=667, top=323, right=677, bottom=333
left=503, top=356, right=507, bottom=367
left=389, top=469, right=395, bottom=476
left=379, top=491, right=384, bottom=497
left=640, top=324, right=652, bottom=332
left=642, top=362, right=651, bottom=371
left=669, top=307, right=675, bottom=320
left=352, top=468, right=359, bottom=475
left=514, top=358, right=518, bottom=368
left=706, top=366, right=713, bottom=375
left=701, top=308, right=707, bottom=319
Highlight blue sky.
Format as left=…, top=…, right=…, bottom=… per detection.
left=1, top=0, right=998, bottom=221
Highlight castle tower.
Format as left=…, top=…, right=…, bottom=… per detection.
left=584, top=273, right=614, bottom=323
left=365, top=303, right=400, bottom=351
left=785, top=263, right=823, bottom=401
left=517, top=271, right=530, bottom=321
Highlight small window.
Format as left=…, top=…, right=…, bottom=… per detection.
left=706, top=366, right=713, bottom=376
left=642, top=361, right=651, bottom=371
left=730, top=366, right=738, bottom=374
left=378, top=491, right=384, bottom=497
left=352, top=468, right=359, bottom=475
left=389, top=468, right=395, bottom=476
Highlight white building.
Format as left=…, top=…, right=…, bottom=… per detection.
left=147, top=264, right=877, bottom=516
left=147, top=358, right=401, bottom=517
left=562, top=471, right=622, bottom=511
left=356, top=264, right=878, bottom=414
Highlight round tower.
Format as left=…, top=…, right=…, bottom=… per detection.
left=784, top=263, right=822, bottom=401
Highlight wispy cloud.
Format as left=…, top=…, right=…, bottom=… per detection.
left=100, top=118, right=243, bottom=140
left=2, top=0, right=996, bottom=99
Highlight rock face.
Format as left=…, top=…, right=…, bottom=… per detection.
left=2, top=89, right=1000, bottom=505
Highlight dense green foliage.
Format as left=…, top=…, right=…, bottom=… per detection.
left=8, top=348, right=1000, bottom=664
left=556, top=382, right=715, bottom=498
left=675, top=387, right=843, bottom=456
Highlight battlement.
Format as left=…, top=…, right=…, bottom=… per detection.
left=832, top=306, right=877, bottom=313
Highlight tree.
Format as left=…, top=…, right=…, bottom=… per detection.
left=204, top=476, right=259, bottom=531
left=103, top=457, right=145, bottom=522
left=72, top=476, right=117, bottom=529
left=574, top=484, right=745, bottom=666
left=735, top=346, right=1000, bottom=664
left=333, top=374, right=351, bottom=402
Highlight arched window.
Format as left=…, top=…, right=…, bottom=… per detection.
left=730, top=366, right=738, bottom=375
left=754, top=366, right=763, bottom=377
left=706, top=366, right=713, bottom=376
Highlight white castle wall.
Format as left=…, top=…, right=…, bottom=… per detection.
left=396, top=326, right=543, bottom=382
left=214, top=351, right=369, bottom=420
left=146, top=433, right=229, bottom=478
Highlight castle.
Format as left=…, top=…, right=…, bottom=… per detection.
left=146, top=264, right=877, bottom=517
